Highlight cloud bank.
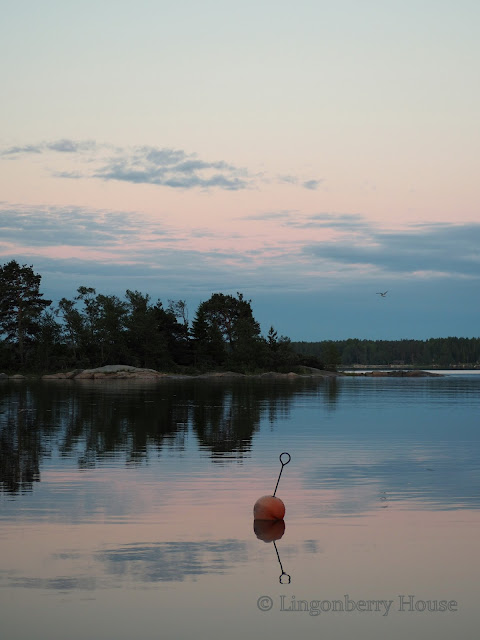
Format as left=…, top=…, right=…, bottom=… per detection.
left=1, top=204, right=478, bottom=339
left=1, top=206, right=479, bottom=290
left=302, top=222, right=480, bottom=277
left=0, top=139, right=320, bottom=191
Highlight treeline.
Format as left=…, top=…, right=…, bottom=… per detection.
left=0, top=260, right=298, bottom=374
left=292, top=337, right=480, bottom=368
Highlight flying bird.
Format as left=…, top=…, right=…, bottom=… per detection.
left=376, top=291, right=388, bottom=297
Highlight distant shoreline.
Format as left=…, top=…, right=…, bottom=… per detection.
left=339, top=364, right=479, bottom=371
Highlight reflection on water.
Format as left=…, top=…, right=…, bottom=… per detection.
left=0, top=540, right=248, bottom=590
left=98, top=540, right=248, bottom=582
left=1, top=375, right=480, bottom=512
left=1, top=376, right=480, bottom=639
left=0, top=378, right=335, bottom=494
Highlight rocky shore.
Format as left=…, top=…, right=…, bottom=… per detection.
left=42, top=365, right=340, bottom=380
left=0, top=364, right=340, bottom=380
left=0, top=365, right=443, bottom=380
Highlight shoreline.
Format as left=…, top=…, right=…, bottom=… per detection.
left=1, top=365, right=340, bottom=381
left=0, top=364, right=444, bottom=381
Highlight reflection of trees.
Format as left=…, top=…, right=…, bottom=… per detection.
left=191, top=382, right=261, bottom=458
left=324, top=378, right=340, bottom=408
left=0, top=377, right=330, bottom=493
left=0, top=415, right=40, bottom=493
left=58, top=382, right=189, bottom=467
left=0, top=385, right=46, bottom=493
left=191, top=379, right=330, bottom=459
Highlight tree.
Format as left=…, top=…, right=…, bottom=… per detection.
left=322, top=342, right=341, bottom=371
left=56, top=297, right=84, bottom=362
left=264, top=327, right=298, bottom=371
left=167, top=299, right=189, bottom=329
left=32, top=310, right=63, bottom=370
left=191, top=293, right=262, bottom=370
left=75, top=286, right=100, bottom=347
left=191, top=302, right=226, bottom=367
left=124, top=290, right=157, bottom=367
left=267, top=326, right=278, bottom=349
left=124, top=290, right=186, bottom=369
left=0, top=260, right=52, bottom=364
left=95, top=294, right=128, bottom=364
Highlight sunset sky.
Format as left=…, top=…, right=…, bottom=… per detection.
left=1, top=0, right=479, bottom=340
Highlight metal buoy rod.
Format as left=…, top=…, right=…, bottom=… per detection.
left=273, top=541, right=291, bottom=584
left=273, top=452, right=291, bottom=497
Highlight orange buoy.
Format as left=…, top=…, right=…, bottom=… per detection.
left=253, top=495, right=286, bottom=521
left=253, top=452, right=291, bottom=521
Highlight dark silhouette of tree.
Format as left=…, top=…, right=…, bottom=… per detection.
left=56, top=296, right=84, bottom=363
left=124, top=290, right=187, bottom=369
left=33, top=310, right=63, bottom=370
left=191, top=303, right=226, bottom=367
left=95, top=293, right=129, bottom=364
left=264, top=326, right=299, bottom=371
left=191, top=293, right=263, bottom=371
left=168, top=299, right=189, bottom=328
left=124, top=289, right=158, bottom=368
left=292, top=337, right=480, bottom=368
left=4, top=260, right=478, bottom=374
left=0, top=260, right=52, bottom=365
left=322, top=341, right=341, bottom=371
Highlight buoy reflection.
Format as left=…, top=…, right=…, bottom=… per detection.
left=253, top=519, right=291, bottom=584
left=254, top=518, right=285, bottom=542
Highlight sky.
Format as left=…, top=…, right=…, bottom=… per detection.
left=1, top=0, right=479, bottom=341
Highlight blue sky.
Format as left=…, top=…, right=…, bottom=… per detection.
left=1, top=1, right=479, bottom=340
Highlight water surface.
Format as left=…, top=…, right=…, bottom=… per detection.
left=1, top=376, right=479, bottom=639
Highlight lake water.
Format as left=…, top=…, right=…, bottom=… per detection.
left=1, top=375, right=479, bottom=639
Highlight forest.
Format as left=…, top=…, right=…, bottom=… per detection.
left=0, top=260, right=297, bottom=374
left=292, top=337, right=480, bottom=368
left=1, top=260, right=479, bottom=374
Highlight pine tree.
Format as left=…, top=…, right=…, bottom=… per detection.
left=0, top=260, right=52, bottom=365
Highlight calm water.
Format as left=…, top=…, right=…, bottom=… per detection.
left=1, top=375, right=479, bottom=639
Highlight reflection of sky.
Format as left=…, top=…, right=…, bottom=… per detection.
left=0, top=540, right=249, bottom=590
left=98, top=541, right=248, bottom=582
left=0, top=527, right=322, bottom=590
left=307, top=455, right=480, bottom=513
left=251, top=376, right=480, bottom=514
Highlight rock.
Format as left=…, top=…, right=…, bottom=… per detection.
left=10, top=374, right=26, bottom=380
left=74, top=371, right=94, bottom=379
left=197, top=371, right=245, bottom=378
left=0, top=373, right=8, bottom=380
left=257, top=372, right=287, bottom=379
left=256, top=369, right=339, bottom=379
left=40, top=365, right=346, bottom=381
left=75, top=365, right=166, bottom=380
left=65, top=369, right=83, bottom=379
left=42, top=370, right=81, bottom=380
left=42, top=365, right=168, bottom=380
